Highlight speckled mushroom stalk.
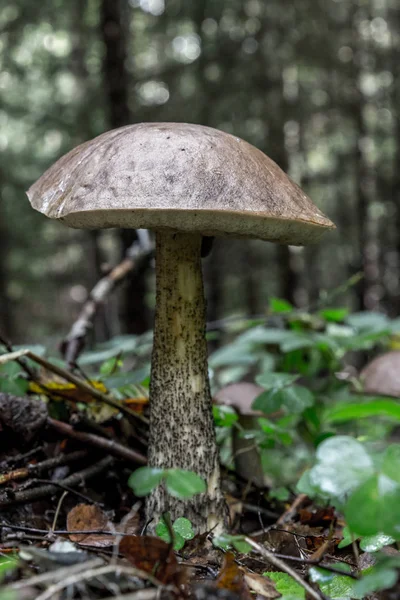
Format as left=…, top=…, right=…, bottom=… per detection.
left=146, top=230, right=226, bottom=531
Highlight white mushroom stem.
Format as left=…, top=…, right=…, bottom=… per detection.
left=146, top=231, right=225, bottom=532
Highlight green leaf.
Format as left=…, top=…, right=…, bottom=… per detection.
left=309, top=563, right=352, bottom=585
left=173, top=517, right=195, bottom=540
left=319, top=308, right=349, bottom=322
left=382, top=445, right=400, bottom=484
left=324, top=400, right=400, bottom=423
left=253, top=386, right=314, bottom=415
left=165, top=469, right=206, bottom=499
left=352, top=567, right=398, bottom=597
left=128, top=467, right=164, bottom=496
left=100, top=356, right=122, bottom=376
left=308, top=436, right=374, bottom=503
left=320, top=574, right=363, bottom=599
left=345, top=474, right=400, bottom=537
left=252, top=389, right=282, bottom=413
left=213, top=405, right=238, bottom=427
left=209, top=345, right=256, bottom=367
left=269, top=486, right=290, bottom=502
left=213, top=533, right=252, bottom=554
left=338, top=526, right=357, bottom=549
left=277, top=386, right=315, bottom=413
left=104, top=368, right=150, bottom=389
left=269, top=297, right=293, bottom=314
left=359, top=533, right=395, bottom=552
left=346, top=311, right=389, bottom=332
left=155, top=519, right=174, bottom=544
left=0, top=377, right=29, bottom=395
left=155, top=516, right=194, bottom=550
left=264, top=573, right=304, bottom=599
left=255, top=372, right=299, bottom=389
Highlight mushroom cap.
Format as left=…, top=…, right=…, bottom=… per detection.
left=214, top=382, right=265, bottom=416
left=360, top=351, right=400, bottom=398
left=27, top=123, right=334, bottom=244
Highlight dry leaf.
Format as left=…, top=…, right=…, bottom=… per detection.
left=67, top=504, right=115, bottom=547
left=120, top=535, right=185, bottom=586
left=216, top=552, right=251, bottom=599
left=244, top=572, right=281, bottom=599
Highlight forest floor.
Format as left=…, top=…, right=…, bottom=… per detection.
left=1, top=391, right=391, bottom=600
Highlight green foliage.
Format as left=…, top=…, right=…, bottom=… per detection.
left=128, top=467, right=206, bottom=499
left=156, top=516, right=194, bottom=550
left=213, top=533, right=252, bottom=554
left=0, top=361, right=28, bottom=395
left=264, top=572, right=305, bottom=599
left=299, top=438, right=400, bottom=539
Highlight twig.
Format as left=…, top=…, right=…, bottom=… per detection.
left=20, top=477, right=101, bottom=505
left=51, top=490, right=68, bottom=531
left=62, top=230, right=153, bottom=367
left=0, top=450, right=87, bottom=485
left=244, top=536, right=327, bottom=600
left=47, top=418, right=147, bottom=464
left=1, top=524, right=128, bottom=537
left=0, top=348, right=145, bottom=421
left=9, top=558, right=105, bottom=589
left=102, top=590, right=161, bottom=600
left=276, top=493, right=308, bottom=525
left=34, top=563, right=162, bottom=600
left=0, top=456, right=114, bottom=507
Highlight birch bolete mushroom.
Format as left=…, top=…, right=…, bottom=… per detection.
left=26, top=122, right=334, bottom=532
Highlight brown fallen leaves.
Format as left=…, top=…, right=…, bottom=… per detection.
left=216, top=552, right=280, bottom=599
left=67, top=503, right=139, bottom=547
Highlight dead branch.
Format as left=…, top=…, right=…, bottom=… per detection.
left=0, top=450, right=87, bottom=485
left=47, top=418, right=147, bottom=465
left=0, top=456, right=114, bottom=507
left=62, top=230, right=153, bottom=366
left=0, top=348, right=146, bottom=421
left=244, top=536, right=327, bottom=600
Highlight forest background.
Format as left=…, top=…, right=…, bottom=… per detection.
left=1, top=0, right=399, bottom=346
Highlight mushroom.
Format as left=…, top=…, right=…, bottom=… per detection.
left=27, top=122, right=334, bottom=532
left=360, top=351, right=400, bottom=398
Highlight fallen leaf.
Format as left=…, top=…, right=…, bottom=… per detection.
left=216, top=552, right=251, bottom=599
left=67, top=504, right=115, bottom=547
left=29, top=380, right=108, bottom=404
left=120, top=535, right=185, bottom=586
left=244, top=571, right=281, bottom=598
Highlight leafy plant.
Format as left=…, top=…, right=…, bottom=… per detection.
left=128, top=467, right=206, bottom=499
left=156, top=516, right=195, bottom=550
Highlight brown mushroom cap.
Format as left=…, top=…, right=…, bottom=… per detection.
left=214, top=382, right=265, bottom=416
left=361, top=351, right=400, bottom=398
left=27, top=123, right=334, bottom=245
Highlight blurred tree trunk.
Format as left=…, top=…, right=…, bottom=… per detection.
left=0, top=180, right=13, bottom=338
left=100, top=0, right=149, bottom=334
left=257, top=11, right=300, bottom=305
left=71, top=0, right=109, bottom=341
left=390, top=4, right=400, bottom=315
left=192, top=1, right=225, bottom=338
left=351, top=0, right=380, bottom=311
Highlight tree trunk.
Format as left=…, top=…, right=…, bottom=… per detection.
left=100, top=0, right=149, bottom=334
left=146, top=231, right=225, bottom=532
left=0, top=215, right=12, bottom=339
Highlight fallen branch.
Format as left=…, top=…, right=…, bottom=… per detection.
left=62, top=230, right=153, bottom=366
left=0, top=450, right=87, bottom=486
left=48, top=418, right=147, bottom=465
left=244, top=536, right=327, bottom=600
left=0, top=456, right=114, bottom=507
left=34, top=563, right=163, bottom=600
left=0, top=348, right=145, bottom=421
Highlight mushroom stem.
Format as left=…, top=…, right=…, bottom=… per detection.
left=146, top=231, right=225, bottom=532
